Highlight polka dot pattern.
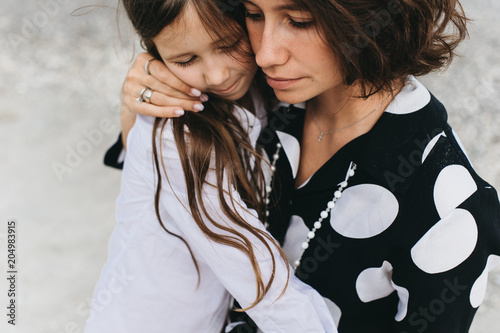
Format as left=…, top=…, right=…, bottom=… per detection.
left=276, top=130, right=301, bottom=178
left=356, top=261, right=409, bottom=321
left=323, top=298, right=342, bottom=328
left=470, top=254, right=500, bottom=308
left=411, top=209, right=478, bottom=274
left=282, top=215, right=309, bottom=265
left=421, top=131, right=446, bottom=164
left=330, top=184, right=399, bottom=239
left=356, top=261, right=395, bottom=303
left=433, top=165, right=477, bottom=218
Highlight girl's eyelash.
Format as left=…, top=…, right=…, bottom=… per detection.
left=175, top=56, right=196, bottom=67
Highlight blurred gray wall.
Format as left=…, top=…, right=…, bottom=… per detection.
left=0, top=0, right=499, bottom=332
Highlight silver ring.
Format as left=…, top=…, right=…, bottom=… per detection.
left=145, top=58, right=155, bottom=75
left=136, top=87, right=148, bottom=104
left=143, top=88, right=153, bottom=103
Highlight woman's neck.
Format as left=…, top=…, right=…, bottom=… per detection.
left=295, top=83, right=402, bottom=187
left=306, top=83, right=402, bottom=140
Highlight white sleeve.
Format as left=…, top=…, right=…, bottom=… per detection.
left=151, top=120, right=337, bottom=333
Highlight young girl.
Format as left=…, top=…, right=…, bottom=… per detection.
left=120, top=0, right=500, bottom=332
left=85, top=0, right=336, bottom=332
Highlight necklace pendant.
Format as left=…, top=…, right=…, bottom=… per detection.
left=318, top=133, right=324, bottom=142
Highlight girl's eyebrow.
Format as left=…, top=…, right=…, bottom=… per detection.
left=166, top=52, right=193, bottom=61
left=165, top=37, right=227, bottom=61
left=242, top=0, right=303, bottom=11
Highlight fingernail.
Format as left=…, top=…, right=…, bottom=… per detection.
left=194, top=103, right=204, bottom=111
left=174, top=109, right=185, bottom=116
left=200, top=94, right=209, bottom=102
left=191, top=88, right=202, bottom=97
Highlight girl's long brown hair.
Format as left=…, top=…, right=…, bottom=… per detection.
left=122, top=0, right=287, bottom=311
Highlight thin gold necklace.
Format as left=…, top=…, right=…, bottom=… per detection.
left=311, top=94, right=391, bottom=142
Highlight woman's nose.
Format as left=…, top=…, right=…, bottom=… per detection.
left=253, top=23, right=288, bottom=70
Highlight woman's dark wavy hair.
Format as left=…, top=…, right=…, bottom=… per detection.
left=281, top=0, right=469, bottom=97
left=121, top=0, right=287, bottom=311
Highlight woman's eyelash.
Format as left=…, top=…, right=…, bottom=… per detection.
left=245, top=10, right=313, bottom=29
left=219, top=40, right=240, bottom=51
left=245, top=11, right=263, bottom=21
left=289, top=19, right=314, bottom=29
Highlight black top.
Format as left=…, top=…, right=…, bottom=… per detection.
left=259, top=80, right=500, bottom=332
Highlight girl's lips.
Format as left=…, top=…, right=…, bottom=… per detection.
left=266, top=75, right=303, bottom=90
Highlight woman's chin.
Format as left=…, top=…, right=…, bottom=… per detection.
left=273, top=90, right=308, bottom=105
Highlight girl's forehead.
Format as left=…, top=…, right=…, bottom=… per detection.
left=153, top=7, right=214, bottom=57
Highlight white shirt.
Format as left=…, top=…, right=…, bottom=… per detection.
left=84, top=102, right=337, bottom=333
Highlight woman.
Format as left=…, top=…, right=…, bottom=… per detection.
left=118, top=0, right=500, bottom=332
left=87, top=0, right=337, bottom=332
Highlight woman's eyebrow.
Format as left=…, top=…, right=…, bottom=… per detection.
left=242, top=0, right=303, bottom=11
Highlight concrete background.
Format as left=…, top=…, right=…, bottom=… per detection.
left=0, top=0, right=498, bottom=332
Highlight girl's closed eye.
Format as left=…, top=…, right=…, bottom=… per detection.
left=175, top=56, right=197, bottom=67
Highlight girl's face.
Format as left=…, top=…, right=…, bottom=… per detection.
left=242, top=0, right=343, bottom=104
left=153, top=4, right=258, bottom=101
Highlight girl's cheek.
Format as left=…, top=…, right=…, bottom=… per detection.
left=171, top=67, right=205, bottom=90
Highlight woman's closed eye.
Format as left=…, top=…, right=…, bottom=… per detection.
left=288, top=18, right=314, bottom=29
left=219, top=40, right=241, bottom=52
left=245, top=10, right=314, bottom=30
left=245, top=11, right=263, bottom=22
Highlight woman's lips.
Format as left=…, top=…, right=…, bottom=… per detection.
left=266, top=75, right=303, bottom=90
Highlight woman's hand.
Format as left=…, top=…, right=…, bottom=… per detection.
left=120, top=52, right=208, bottom=148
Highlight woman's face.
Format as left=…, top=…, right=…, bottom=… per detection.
left=153, top=4, right=257, bottom=101
left=242, top=0, right=344, bottom=104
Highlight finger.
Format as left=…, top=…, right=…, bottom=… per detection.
left=146, top=58, right=203, bottom=98
left=127, top=86, right=204, bottom=113
left=132, top=102, right=187, bottom=118
left=149, top=91, right=206, bottom=112
left=144, top=74, right=200, bottom=101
